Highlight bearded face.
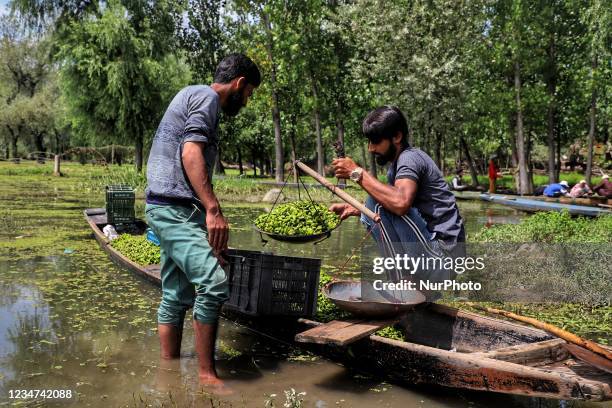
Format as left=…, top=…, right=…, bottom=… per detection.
left=375, top=142, right=397, bottom=166
left=222, top=85, right=246, bottom=117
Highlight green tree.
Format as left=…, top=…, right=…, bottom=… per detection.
left=0, top=14, right=60, bottom=158
left=55, top=1, right=190, bottom=171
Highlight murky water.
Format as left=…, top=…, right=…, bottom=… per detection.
left=0, top=170, right=607, bottom=407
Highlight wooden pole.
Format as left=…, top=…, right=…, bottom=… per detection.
left=468, top=303, right=612, bottom=361
left=294, top=160, right=380, bottom=223
left=53, top=154, right=61, bottom=176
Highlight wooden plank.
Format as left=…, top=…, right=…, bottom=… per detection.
left=295, top=319, right=398, bottom=346
left=564, top=344, right=612, bottom=374
left=471, top=339, right=569, bottom=367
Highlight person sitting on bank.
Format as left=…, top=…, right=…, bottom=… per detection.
left=451, top=168, right=468, bottom=191
left=593, top=175, right=612, bottom=198
left=569, top=180, right=593, bottom=198
left=543, top=180, right=570, bottom=197
left=329, top=106, right=465, bottom=286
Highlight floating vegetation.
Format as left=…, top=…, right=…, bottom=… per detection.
left=474, top=210, right=612, bottom=243
left=217, top=340, right=242, bottom=359
left=446, top=300, right=612, bottom=344
left=111, top=234, right=160, bottom=265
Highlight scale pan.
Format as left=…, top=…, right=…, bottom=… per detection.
left=323, top=280, right=426, bottom=318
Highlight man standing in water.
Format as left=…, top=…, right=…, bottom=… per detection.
left=145, top=54, right=260, bottom=386
left=330, top=106, right=464, bottom=285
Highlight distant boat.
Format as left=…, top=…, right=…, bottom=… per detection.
left=452, top=191, right=482, bottom=200
left=527, top=195, right=611, bottom=208
left=480, top=194, right=612, bottom=217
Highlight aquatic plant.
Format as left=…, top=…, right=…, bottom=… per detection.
left=474, top=211, right=612, bottom=243
left=111, top=234, right=161, bottom=265
left=255, top=201, right=340, bottom=236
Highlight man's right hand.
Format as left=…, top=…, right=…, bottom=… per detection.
left=206, top=208, right=229, bottom=260
left=329, top=203, right=361, bottom=220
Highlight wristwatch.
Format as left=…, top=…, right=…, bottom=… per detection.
left=350, top=167, right=364, bottom=183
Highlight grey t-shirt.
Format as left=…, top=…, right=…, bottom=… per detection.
left=146, top=85, right=221, bottom=205
left=388, top=148, right=464, bottom=246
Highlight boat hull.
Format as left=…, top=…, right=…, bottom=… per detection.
left=480, top=194, right=612, bottom=217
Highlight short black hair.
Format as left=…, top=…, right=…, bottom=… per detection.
left=214, top=53, right=261, bottom=87
left=362, top=106, right=409, bottom=146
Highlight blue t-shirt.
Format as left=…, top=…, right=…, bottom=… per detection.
left=146, top=85, right=221, bottom=205
left=388, top=148, right=464, bottom=246
left=543, top=183, right=567, bottom=197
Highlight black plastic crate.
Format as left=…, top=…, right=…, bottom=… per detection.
left=106, top=185, right=135, bottom=224
left=224, top=249, right=320, bottom=317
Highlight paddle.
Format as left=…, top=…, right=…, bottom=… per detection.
left=466, top=303, right=612, bottom=373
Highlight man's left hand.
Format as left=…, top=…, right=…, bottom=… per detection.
left=332, top=157, right=358, bottom=179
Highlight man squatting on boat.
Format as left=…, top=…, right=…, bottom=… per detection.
left=145, top=54, right=260, bottom=387
left=330, top=106, right=466, bottom=295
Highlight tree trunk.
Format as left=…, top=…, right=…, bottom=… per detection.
left=135, top=136, right=143, bottom=172
left=546, top=31, right=557, bottom=183
left=460, top=136, right=479, bottom=187
left=336, top=109, right=346, bottom=187
left=237, top=145, right=243, bottom=175
left=261, top=11, right=284, bottom=182
left=251, top=150, right=257, bottom=177
left=7, top=125, right=18, bottom=159
left=555, top=122, right=561, bottom=180
left=514, top=61, right=532, bottom=195
left=34, top=132, right=45, bottom=156
left=361, top=143, right=368, bottom=170
left=310, top=72, right=324, bottom=175
left=407, top=122, right=414, bottom=147
left=368, top=152, right=377, bottom=178
left=585, top=56, right=597, bottom=185
left=214, top=148, right=225, bottom=175
left=434, top=131, right=442, bottom=170
left=111, top=144, right=115, bottom=165
left=289, top=126, right=298, bottom=184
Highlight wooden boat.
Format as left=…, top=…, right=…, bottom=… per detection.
left=84, top=208, right=612, bottom=402
left=529, top=195, right=612, bottom=207
left=480, top=194, right=612, bottom=217
left=452, top=190, right=482, bottom=200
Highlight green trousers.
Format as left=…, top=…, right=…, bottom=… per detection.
left=145, top=204, right=229, bottom=326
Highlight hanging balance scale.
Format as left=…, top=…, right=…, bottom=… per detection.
left=253, top=141, right=381, bottom=244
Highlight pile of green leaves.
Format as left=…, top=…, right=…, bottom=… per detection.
left=111, top=234, right=160, bottom=266
left=255, top=201, right=340, bottom=236
left=474, top=211, right=612, bottom=243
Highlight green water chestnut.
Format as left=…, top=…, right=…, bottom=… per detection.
left=255, top=201, right=340, bottom=236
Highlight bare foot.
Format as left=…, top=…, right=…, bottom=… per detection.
left=199, top=372, right=224, bottom=387
left=199, top=373, right=233, bottom=396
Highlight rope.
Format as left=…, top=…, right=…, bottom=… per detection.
left=332, top=222, right=377, bottom=280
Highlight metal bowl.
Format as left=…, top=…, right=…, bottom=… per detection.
left=323, top=280, right=426, bottom=318
left=253, top=222, right=340, bottom=244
